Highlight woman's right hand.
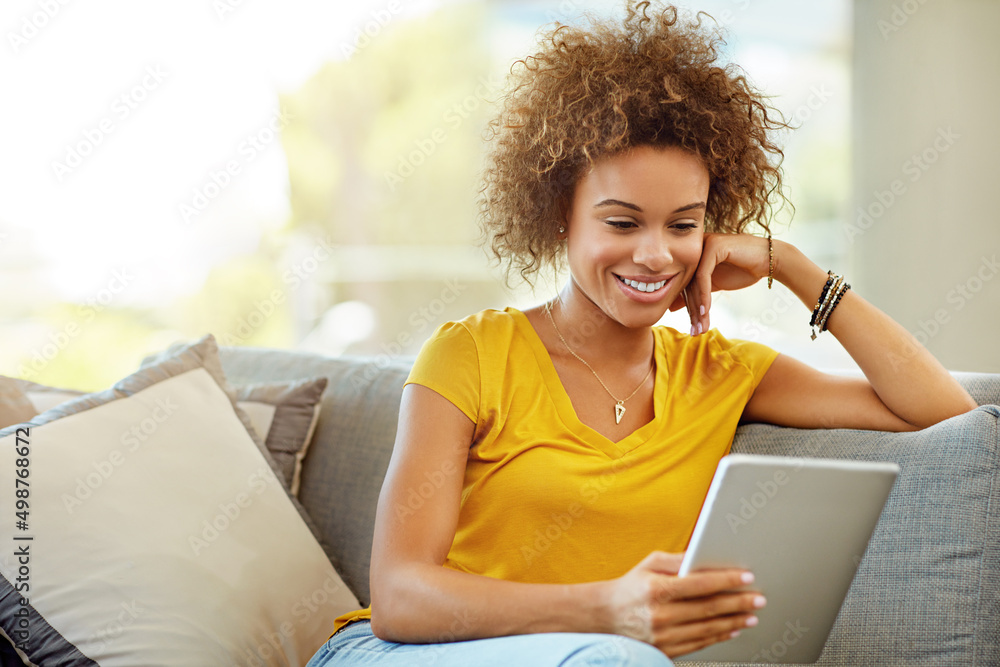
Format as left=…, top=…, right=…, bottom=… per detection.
left=604, top=551, right=766, bottom=657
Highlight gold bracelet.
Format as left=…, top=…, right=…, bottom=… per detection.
left=767, top=233, right=773, bottom=289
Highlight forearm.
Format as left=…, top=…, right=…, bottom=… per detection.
left=369, top=561, right=610, bottom=643
left=773, top=241, right=976, bottom=427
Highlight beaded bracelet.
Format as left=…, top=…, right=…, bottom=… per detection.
left=767, top=234, right=773, bottom=289
left=818, top=280, right=850, bottom=333
left=810, top=272, right=851, bottom=340
left=809, top=272, right=836, bottom=328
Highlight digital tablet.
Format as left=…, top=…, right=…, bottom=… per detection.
left=674, top=454, right=899, bottom=664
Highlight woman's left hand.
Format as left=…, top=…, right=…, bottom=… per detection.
left=669, top=233, right=772, bottom=335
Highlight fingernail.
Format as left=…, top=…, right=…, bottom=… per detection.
left=690, top=324, right=696, bottom=336
left=730, top=630, right=741, bottom=639
left=745, top=616, right=759, bottom=627
left=696, top=322, right=703, bottom=335
left=699, top=305, right=705, bottom=316
left=753, top=595, right=767, bottom=609
left=741, top=572, right=755, bottom=584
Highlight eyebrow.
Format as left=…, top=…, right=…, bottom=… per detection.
left=594, top=199, right=706, bottom=214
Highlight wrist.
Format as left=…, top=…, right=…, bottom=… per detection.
left=771, top=241, right=828, bottom=306
left=582, top=579, right=618, bottom=634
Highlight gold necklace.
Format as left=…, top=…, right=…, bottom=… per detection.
left=543, top=301, right=654, bottom=425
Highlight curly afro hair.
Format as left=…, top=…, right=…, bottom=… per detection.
left=479, top=1, right=790, bottom=285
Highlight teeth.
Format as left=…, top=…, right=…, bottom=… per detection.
left=618, top=276, right=666, bottom=292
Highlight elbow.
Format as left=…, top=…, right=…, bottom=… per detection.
left=368, top=579, right=403, bottom=642
left=368, top=611, right=398, bottom=643
left=368, top=598, right=406, bottom=643
left=368, top=598, right=427, bottom=644
left=906, top=393, right=979, bottom=430
left=938, top=391, right=980, bottom=423
left=368, top=571, right=426, bottom=644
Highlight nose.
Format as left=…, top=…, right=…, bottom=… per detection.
left=632, top=230, right=672, bottom=272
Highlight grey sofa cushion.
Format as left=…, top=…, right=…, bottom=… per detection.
left=219, top=345, right=1000, bottom=665
left=219, top=348, right=408, bottom=606
left=952, top=371, right=1000, bottom=407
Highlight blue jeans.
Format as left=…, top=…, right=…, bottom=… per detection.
left=305, top=621, right=673, bottom=667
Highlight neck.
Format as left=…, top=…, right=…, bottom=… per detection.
left=550, top=281, right=655, bottom=365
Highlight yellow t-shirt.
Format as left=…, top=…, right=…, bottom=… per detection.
left=332, top=307, right=779, bottom=632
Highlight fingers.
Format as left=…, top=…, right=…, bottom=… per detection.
left=656, top=587, right=765, bottom=625
left=658, top=568, right=754, bottom=602
left=691, top=247, right=718, bottom=335
left=684, top=239, right=718, bottom=336
left=651, top=588, right=765, bottom=657
left=662, top=617, right=757, bottom=658
left=683, top=283, right=709, bottom=336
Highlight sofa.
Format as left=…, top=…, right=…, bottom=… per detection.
left=1, top=337, right=998, bottom=666
left=218, top=345, right=1000, bottom=667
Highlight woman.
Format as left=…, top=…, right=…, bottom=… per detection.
left=307, top=3, right=976, bottom=665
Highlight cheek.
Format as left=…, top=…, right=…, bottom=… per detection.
left=567, top=229, right=622, bottom=269
left=674, top=234, right=705, bottom=265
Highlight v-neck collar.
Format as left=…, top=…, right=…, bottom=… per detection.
left=508, top=307, right=668, bottom=459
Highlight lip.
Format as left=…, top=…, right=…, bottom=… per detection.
left=613, top=272, right=678, bottom=303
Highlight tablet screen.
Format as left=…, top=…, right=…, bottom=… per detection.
left=675, top=454, right=898, bottom=663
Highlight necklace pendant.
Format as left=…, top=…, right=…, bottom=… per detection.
left=614, top=402, right=626, bottom=424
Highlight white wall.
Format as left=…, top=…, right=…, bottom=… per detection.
left=851, top=0, right=1000, bottom=372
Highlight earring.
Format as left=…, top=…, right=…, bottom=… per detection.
left=558, top=226, right=566, bottom=233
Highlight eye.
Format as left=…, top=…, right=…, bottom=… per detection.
left=671, top=220, right=699, bottom=232
left=605, top=219, right=636, bottom=230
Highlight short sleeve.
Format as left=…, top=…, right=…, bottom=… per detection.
left=709, top=330, right=780, bottom=390
left=405, top=321, right=481, bottom=423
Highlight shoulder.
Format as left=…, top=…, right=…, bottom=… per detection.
left=415, top=308, right=523, bottom=361
left=453, top=308, right=520, bottom=336
left=423, top=308, right=519, bottom=347
left=654, top=325, right=779, bottom=380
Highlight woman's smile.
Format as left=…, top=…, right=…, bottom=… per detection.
left=612, top=272, right=678, bottom=303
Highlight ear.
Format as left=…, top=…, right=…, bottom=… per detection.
left=556, top=196, right=572, bottom=240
